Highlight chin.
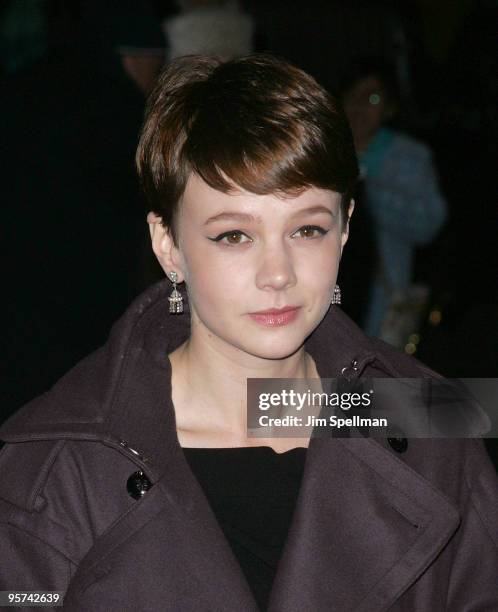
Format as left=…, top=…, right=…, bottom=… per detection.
left=246, top=345, right=303, bottom=361
left=237, top=332, right=308, bottom=361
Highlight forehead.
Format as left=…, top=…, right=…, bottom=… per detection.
left=179, top=173, right=341, bottom=221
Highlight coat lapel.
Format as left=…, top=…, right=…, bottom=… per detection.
left=268, top=436, right=460, bottom=611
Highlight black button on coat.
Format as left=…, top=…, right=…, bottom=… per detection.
left=388, top=437, right=408, bottom=453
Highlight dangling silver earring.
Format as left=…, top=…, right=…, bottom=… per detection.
left=331, top=284, right=341, bottom=305
left=168, top=271, right=183, bottom=314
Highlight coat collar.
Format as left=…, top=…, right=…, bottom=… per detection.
left=2, top=280, right=462, bottom=610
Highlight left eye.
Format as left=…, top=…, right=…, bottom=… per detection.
left=293, top=226, right=328, bottom=239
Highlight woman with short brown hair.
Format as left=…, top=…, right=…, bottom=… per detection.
left=0, top=54, right=497, bottom=611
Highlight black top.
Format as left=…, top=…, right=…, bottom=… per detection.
left=183, top=446, right=307, bottom=611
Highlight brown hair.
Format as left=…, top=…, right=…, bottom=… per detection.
left=136, top=54, right=358, bottom=245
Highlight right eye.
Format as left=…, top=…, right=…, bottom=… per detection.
left=209, top=230, right=252, bottom=246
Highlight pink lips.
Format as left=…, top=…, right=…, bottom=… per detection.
left=248, top=307, right=300, bottom=327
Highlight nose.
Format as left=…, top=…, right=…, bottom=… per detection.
left=255, top=242, right=297, bottom=292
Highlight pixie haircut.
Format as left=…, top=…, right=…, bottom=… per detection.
left=136, top=54, right=358, bottom=245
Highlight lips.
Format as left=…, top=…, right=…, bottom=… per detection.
left=248, top=306, right=300, bottom=327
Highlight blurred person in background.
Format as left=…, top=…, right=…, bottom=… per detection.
left=341, top=59, right=448, bottom=348
left=163, top=0, right=253, bottom=60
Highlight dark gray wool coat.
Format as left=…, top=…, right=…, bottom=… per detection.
left=1, top=280, right=497, bottom=611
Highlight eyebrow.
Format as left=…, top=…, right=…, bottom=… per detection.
left=204, top=212, right=260, bottom=225
left=203, top=205, right=336, bottom=226
left=297, top=205, right=336, bottom=218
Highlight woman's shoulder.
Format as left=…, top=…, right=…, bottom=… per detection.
left=0, top=433, right=142, bottom=596
left=0, top=281, right=171, bottom=564
left=0, top=336, right=145, bottom=539
left=0, top=437, right=137, bottom=545
left=311, top=304, right=440, bottom=379
left=385, top=129, right=434, bottom=164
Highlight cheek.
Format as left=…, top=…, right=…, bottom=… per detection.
left=299, top=235, right=341, bottom=281
left=182, top=244, right=249, bottom=307
left=366, top=106, right=383, bottom=126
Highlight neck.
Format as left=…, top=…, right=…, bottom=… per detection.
left=169, top=319, right=318, bottom=441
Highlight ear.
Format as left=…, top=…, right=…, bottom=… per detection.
left=340, top=199, right=355, bottom=252
left=147, top=212, right=186, bottom=282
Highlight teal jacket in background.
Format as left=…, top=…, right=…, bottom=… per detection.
left=359, top=129, right=448, bottom=336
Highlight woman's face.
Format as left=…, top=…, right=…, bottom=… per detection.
left=342, top=75, right=388, bottom=151
left=151, top=173, right=351, bottom=361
